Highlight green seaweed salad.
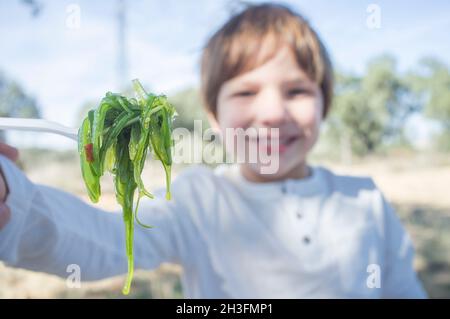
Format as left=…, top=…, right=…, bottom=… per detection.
left=78, top=79, right=176, bottom=295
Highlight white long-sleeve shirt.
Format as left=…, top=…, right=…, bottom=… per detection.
left=0, top=155, right=426, bottom=298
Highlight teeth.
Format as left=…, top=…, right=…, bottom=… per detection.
left=251, top=135, right=298, bottom=144
left=280, top=136, right=293, bottom=144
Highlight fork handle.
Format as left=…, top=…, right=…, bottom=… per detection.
left=0, top=117, right=79, bottom=141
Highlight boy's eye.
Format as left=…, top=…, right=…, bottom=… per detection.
left=233, top=90, right=256, bottom=97
left=287, top=88, right=310, bottom=96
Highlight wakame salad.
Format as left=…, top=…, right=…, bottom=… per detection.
left=78, top=79, right=176, bottom=295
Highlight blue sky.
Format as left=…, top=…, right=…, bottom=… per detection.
left=0, top=0, right=449, bottom=148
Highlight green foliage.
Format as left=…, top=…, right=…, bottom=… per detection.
left=404, top=57, right=450, bottom=151
left=419, top=59, right=450, bottom=128
left=327, top=55, right=420, bottom=156
left=168, top=88, right=208, bottom=131
left=0, top=72, right=41, bottom=141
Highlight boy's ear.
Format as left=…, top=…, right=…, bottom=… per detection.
left=206, top=111, right=222, bottom=135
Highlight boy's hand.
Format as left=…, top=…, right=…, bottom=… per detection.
left=0, top=142, right=19, bottom=230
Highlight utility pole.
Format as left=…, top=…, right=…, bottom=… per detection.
left=117, top=0, right=127, bottom=90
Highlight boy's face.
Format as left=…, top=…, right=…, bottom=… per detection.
left=213, top=45, right=323, bottom=181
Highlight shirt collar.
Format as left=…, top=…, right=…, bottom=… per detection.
left=215, top=163, right=326, bottom=199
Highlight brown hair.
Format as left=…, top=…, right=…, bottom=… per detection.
left=200, top=3, right=334, bottom=119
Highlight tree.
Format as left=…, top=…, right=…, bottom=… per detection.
left=404, top=57, right=450, bottom=151
left=326, top=55, right=414, bottom=157
left=168, top=88, right=208, bottom=131
left=0, top=72, right=41, bottom=141
left=422, top=58, right=449, bottom=150
left=21, top=0, right=43, bottom=17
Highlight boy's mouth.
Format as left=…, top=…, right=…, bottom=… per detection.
left=275, top=135, right=300, bottom=153
left=248, top=134, right=300, bottom=154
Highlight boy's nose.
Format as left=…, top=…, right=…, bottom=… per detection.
left=254, top=90, right=287, bottom=126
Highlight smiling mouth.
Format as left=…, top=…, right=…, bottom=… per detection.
left=279, top=135, right=299, bottom=145
left=277, top=135, right=300, bottom=153
left=248, top=134, right=300, bottom=153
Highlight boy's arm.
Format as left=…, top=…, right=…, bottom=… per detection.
left=379, top=193, right=427, bottom=298
left=0, top=155, right=183, bottom=281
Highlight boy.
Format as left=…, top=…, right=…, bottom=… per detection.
left=0, top=3, right=426, bottom=298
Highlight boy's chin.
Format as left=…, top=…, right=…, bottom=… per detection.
left=241, top=158, right=306, bottom=182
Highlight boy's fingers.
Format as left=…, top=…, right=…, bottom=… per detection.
left=0, top=143, right=19, bottom=162
left=0, top=203, right=11, bottom=230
